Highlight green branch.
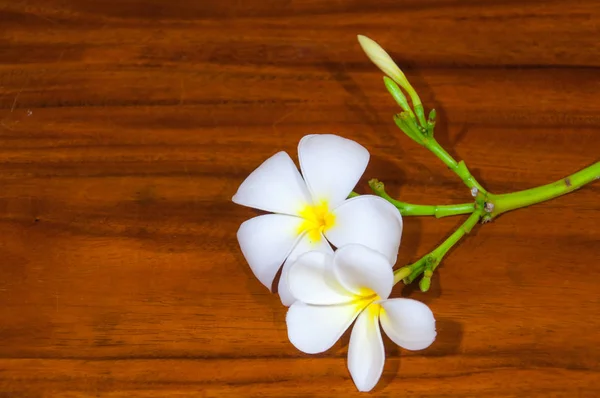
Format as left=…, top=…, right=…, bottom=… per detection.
left=358, top=34, right=600, bottom=293
left=393, top=210, right=483, bottom=291
left=488, top=161, right=600, bottom=219
left=366, top=179, right=475, bottom=218
left=392, top=111, right=487, bottom=195
left=386, top=77, right=487, bottom=195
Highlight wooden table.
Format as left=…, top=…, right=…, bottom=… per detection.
left=1, top=1, right=599, bottom=397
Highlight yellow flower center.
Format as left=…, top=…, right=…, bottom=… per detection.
left=366, top=300, right=382, bottom=318
left=353, top=294, right=381, bottom=318
left=297, top=201, right=335, bottom=243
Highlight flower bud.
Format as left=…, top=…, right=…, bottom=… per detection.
left=426, top=109, right=437, bottom=136
left=419, top=276, right=431, bottom=292
left=357, top=35, right=410, bottom=91
left=393, top=112, right=424, bottom=145
left=428, top=109, right=437, bottom=122
left=358, top=35, right=426, bottom=127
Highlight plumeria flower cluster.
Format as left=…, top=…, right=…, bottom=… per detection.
left=233, top=134, right=436, bottom=392
left=232, top=32, right=600, bottom=393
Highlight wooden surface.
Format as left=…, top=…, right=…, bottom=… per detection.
left=1, top=1, right=599, bottom=397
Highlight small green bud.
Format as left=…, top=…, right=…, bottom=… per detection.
left=383, top=77, right=412, bottom=114
left=426, top=109, right=437, bottom=136
left=368, top=178, right=384, bottom=192
left=428, top=109, right=437, bottom=122
left=413, top=104, right=426, bottom=129
left=419, top=276, right=431, bottom=292
left=394, top=113, right=424, bottom=146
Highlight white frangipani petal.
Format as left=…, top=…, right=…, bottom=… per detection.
left=298, top=134, right=370, bottom=208
left=348, top=304, right=385, bottom=392
left=232, top=151, right=312, bottom=216
left=327, top=195, right=403, bottom=265
left=286, top=251, right=355, bottom=305
left=380, top=299, right=437, bottom=351
left=333, top=244, right=394, bottom=300
left=236, top=214, right=304, bottom=290
left=277, top=234, right=334, bottom=307
left=286, top=301, right=362, bottom=354
left=277, top=265, right=296, bottom=307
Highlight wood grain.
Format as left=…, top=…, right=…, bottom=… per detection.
left=1, top=1, right=599, bottom=396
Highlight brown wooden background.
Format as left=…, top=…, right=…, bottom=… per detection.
left=1, top=1, right=599, bottom=397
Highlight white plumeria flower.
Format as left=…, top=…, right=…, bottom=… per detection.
left=232, top=134, right=403, bottom=305
left=285, top=244, right=436, bottom=392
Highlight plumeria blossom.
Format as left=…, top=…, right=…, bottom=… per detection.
left=285, top=244, right=436, bottom=392
left=232, top=134, right=403, bottom=305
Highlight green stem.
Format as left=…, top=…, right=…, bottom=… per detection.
left=364, top=37, right=600, bottom=292
left=424, top=139, right=487, bottom=194
left=394, top=201, right=475, bottom=218
left=365, top=179, right=475, bottom=218
left=392, top=111, right=488, bottom=195
left=389, top=161, right=599, bottom=290
left=429, top=210, right=481, bottom=266
left=394, top=210, right=482, bottom=289
left=489, top=161, right=600, bottom=218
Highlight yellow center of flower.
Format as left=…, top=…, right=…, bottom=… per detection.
left=365, top=300, right=382, bottom=318
left=297, top=201, right=335, bottom=243
left=354, top=291, right=381, bottom=315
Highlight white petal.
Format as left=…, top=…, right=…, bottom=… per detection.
left=277, top=263, right=297, bottom=307
left=332, top=244, right=394, bottom=300
left=278, top=235, right=335, bottom=306
left=286, top=251, right=356, bottom=306
left=237, top=214, right=303, bottom=290
left=380, top=298, right=437, bottom=351
left=298, top=134, right=369, bottom=208
left=232, top=151, right=312, bottom=216
left=327, top=195, right=403, bottom=265
left=348, top=304, right=385, bottom=392
left=286, top=301, right=362, bottom=354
